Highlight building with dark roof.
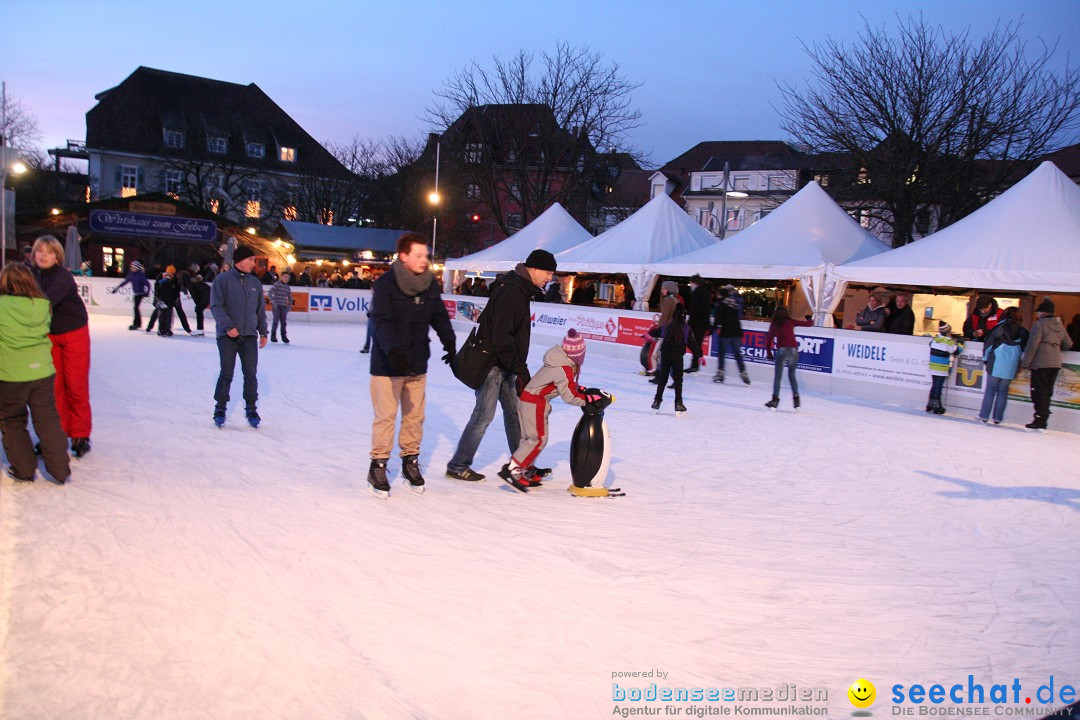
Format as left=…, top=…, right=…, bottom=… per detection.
left=272, top=220, right=409, bottom=262
left=85, top=67, right=351, bottom=229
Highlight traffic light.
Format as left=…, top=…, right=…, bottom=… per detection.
left=470, top=213, right=481, bottom=224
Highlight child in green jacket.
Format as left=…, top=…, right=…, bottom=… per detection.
left=0, top=264, right=71, bottom=483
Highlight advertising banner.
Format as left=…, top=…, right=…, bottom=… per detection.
left=722, top=329, right=834, bottom=374
left=89, top=210, right=217, bottom=241
left=832, top=335, right=929, bottom=387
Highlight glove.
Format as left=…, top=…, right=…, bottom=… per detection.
left=442, top=350, right=454, bottom=365
left=516, top=371, right=531, bottom=396
left=107, top=287, right=116, bottom=294
left=388, top=347, right=410, bottom=375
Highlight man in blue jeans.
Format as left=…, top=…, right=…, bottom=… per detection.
left=445, top=250, right=556, bottom=482
left=210, top=245, right=268, bottom=428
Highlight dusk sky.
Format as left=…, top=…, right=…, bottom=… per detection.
left=3, top=0, right=1078, bottom=166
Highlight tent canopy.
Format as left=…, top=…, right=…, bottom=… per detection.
left=649, top=181, right=890, bottom=279
left=553, top=193, right=718, bottom=273
left=832, top=161, right=1080, bottom=292
left=444, top=202, right=591, bottom=272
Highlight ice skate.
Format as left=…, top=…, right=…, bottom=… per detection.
left=401, top=454, right=425, bottom=494
left=368, top=459, right=390, bottom=499
left=765, top=396, right=779, bottom=410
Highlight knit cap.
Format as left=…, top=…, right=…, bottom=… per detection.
left=131, top=261, right=143, bottom=272
left=562, top=328, right=586, bottom=366
left=662, top=280, right=678, bottom=294
left=938, top=321, right=951, bottom=335
left=1036, top=297, right=1055, bottom=314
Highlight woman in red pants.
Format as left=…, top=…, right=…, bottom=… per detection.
left=31, top=235, right=92, bottom=458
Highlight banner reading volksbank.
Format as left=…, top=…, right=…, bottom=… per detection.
left=713, top=328, right=834, bottom=374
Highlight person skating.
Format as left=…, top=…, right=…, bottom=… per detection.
left=712, top=285, right=750, bottom=385
left=188, top=267, right=211, bottom=336
left=650, top=304, right=693, bottom=415
left=209, top=245, right=268, bottom=428
left=685, top=275, right=711, bottom=372
left=926, top=321, right=963, bottom=415
left=1020, top=297, right=1072, bottom=432
left=367, top=233, right=456, bottom=498
left=498, top=329, right=606, bottom=492
left=108, top=260, right=150, bottom=330
left=268, top=271, right=292, bottom=343
left=764, top=306, right=813, bottom=410
left=978, top=306, right=1027, bottom=425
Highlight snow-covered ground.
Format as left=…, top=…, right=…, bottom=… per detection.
left=1, top=315, right=1077, bottom=720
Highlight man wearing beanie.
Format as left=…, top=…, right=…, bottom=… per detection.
left=366, top=233, right=457, bottom=498
left=108, top=259, right=151, bottom=330
left=498, top=328, right=603, bottom=492
left=1021, top=297, right=1072, bottom=431
left=446, top=248, right=556, bottom=483
left=210, top=244, right=268, bottom=428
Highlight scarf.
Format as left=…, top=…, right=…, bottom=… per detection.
left=392, top=260, right=434, bottom=297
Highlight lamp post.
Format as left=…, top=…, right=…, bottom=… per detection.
left=715, top=161, right=749, bottom=241
left=1, top=147, right=28, bottom=270
left=427, top=140, right=441, bottom=258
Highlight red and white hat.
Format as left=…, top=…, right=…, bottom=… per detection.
left=562, top=329, right=586, bottom=366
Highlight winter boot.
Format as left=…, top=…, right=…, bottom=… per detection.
left=765, top=396, right=780, bottom=410
left=740, top=371, right=751, bottom=385
left=246, top=406, right=261, bottom=428
left=793, top=395, right=801, bottom=410
left=714, top=370, right=725, bottom=384
left=401, top=454, right=425, bottom=493
left=70, top=437, right=92, bottom=459
left=368, top=459, right=390, bottom=498
left=213, top=404, right=226, bottom=428
left=497, top=463, right=530, bottom=493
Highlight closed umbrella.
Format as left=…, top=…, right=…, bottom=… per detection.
left=64, top=226, right=83, bottom=271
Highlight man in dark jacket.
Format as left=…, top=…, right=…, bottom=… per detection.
left=445, top=249, right=556, bottom=483
left=883, top=292, right=915, bottom=335
left=686, top=274, right=711, bottom=372
left=367, top=233, right=457, bottom=497
left=210, top=245, right=268, bottom=428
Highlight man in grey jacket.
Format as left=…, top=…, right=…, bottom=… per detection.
left=1020, top=297, right=1073, bottom=432
left=210, top=245, right=269, bottom=428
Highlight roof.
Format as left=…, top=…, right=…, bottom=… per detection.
left=1042, top=142, right=1080, bottom=182
left=832, top=162, right=1080, bottom=292
left=274, top=221, right=411, bottom=253
left=651, top=181, right=890, bottom=279
left=654, top=141, right=810, bottom=201
left=445, top=203, right=592, bottom=272
left=86, top=67, right=350, bottom=178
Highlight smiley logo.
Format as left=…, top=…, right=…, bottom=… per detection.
left=848, top=679, right=876, bottom=708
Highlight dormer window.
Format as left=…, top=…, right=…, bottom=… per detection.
left=208, top=136, right=228, bottom=154
left=279, top=146, right=296, bottom=162
left=246, top=142, right=265, bottom=159
left=164, top=130, right=185, bottom=149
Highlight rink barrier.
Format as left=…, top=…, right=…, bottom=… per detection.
left=80, top=278, right=1079, bottom=434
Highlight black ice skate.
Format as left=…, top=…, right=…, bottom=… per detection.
left=401, top=454, right=425, bottom=494
left=368, top=459, right=390, bottom=499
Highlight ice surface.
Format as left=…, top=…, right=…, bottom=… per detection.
left=1, top=316, right=1076, bottom=719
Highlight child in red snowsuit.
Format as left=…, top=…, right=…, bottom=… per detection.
left=498, top=329, right=604, bottom=492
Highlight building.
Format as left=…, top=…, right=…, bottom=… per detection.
left=84, top=67, right=352, bottom=231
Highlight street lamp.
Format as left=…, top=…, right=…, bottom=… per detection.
left=428, top=140, right=441, bottom=259
left=1, top=148, right=28, bottom=269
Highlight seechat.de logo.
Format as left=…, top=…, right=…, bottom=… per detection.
left=849, top=679, right=877, bottom=709
left=310, top=295, right=333, bottom=311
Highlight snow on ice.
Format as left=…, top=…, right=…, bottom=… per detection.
left=1, top=315, right=1077, bottom=719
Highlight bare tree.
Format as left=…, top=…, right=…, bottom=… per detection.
left=425, top=43, right=645, bottom=241
left=779, top=16, right=1080, bottom=246
left=0, top=89, right=42, bottom=151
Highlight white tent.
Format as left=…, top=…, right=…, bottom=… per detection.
left=649, top=181, right=890, bottom=324
left=554, top=193, right=718, bottom=309
left=444, top=202, right=591, bottom=272
left=832, top=161, right=1080, bottom=293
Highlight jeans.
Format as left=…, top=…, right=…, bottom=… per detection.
left=654, top=350, right=684, bottom=404
left=447, top=366, right=521, bottom=472
left=979, top=375, right=1011, bottom=422
left=771, top=347, right=799, bottom=397
left=132, top=293, right=147, bottom=327
left=271, top=305, right=288, bottom=340
left=928, top=374, right=947, bottom=402
left=194, top=303, right=208, bottom=331
left=215, top=335, right=259, bottom=408
left=715, top=335, right=747, bottom=374
left=1030, top=367, right=1060, bottom=426
left=362, top=315, right=374, bottom=351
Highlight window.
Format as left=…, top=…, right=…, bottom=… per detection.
left=766, top=174, right=794, bottom=191
left=208, top=136, right=228, bottom=154
left=279, top=146, right=296, bottom=162
left=164, top=170, right=183, bottom=197
left=465, top=143, right=483, bottom=164
left=733, top=175, right=752, bottom=191
left=208, top=173, right=223, bottom=190
left=209, top=199, right=220, bottom=214
left=164, top=130, right=185, bottom=149
left=757, top=208, right=772, bottom=223
left=725, top=207, right=744, bottom=230
left=283, top=205, right=298, bottom=221
left=857, top=167, right=871, bottom=185
left=282, top=186, right=299, bottom=220
left=813, top=173, right=829, bottom=187
left=465, top=183, right=480, bottom=199
left=245, top=182, right=262, bottom=219
left=321, top=208, right=334, bottom=225
left=102, top=246, right=125, bottom=271
left=701, top=174, right=720, bottom=189
left=246, top=142, right=266, bottom=159
left=915, top=208, right=931, bottom=235
left=508, top=184, right=521, bottom=202
left=120, top=165, right=139, bottom=198
left=506, top=212, right=522, bottom=229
